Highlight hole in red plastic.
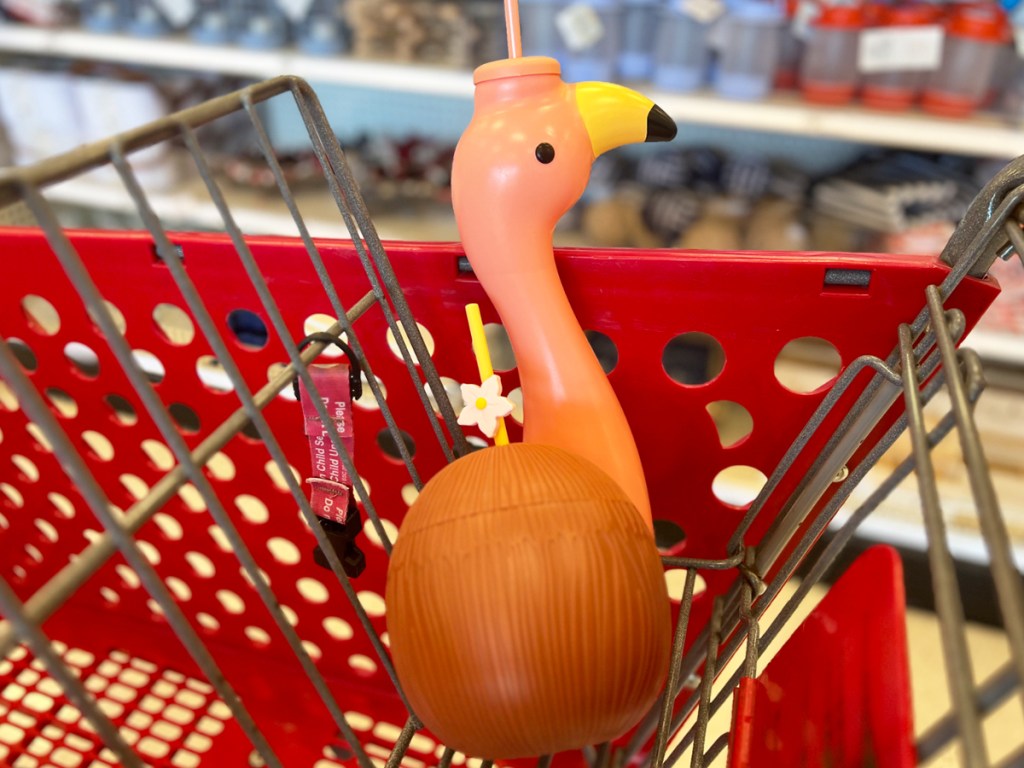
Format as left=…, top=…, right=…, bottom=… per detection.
left=663, top=332, right=725, bottom=386
left=88, top=299, right=127, bottom=335
left=303, top=313, right=346, bottom=357
left=585, top=330, right=618, bottom=374
left=179, top=483, right=206, bottom=512
left=483, top=323, right=515, bottom=372
left=507, top=386, right=524, bottom=425
left=104, top=394, right=138, bottom=426
left=664, top=569, right=707, bottom=602
left=120, top=473, right=149, bottom=500
left=377, top=428, right=416, bottom=463
left=323, top=616, right=353, bottom=641
left=45, top=387, right=78, bottom=418
left=35, top=518, right=58, bottom=543
left=26, top=423, right=52, bottom=453
left=206, top=452, right=235, bottom=481
left=0, top=483, right=24, bottom=509
left=12, top=454, right=39, bottom=482
left=0, top=381, right=18, bottom=411
left=185, top=551, right=215, bottom=579
left=153, top=303, right=196, bottom=346
left=169, top=403, right=201, bottom=434
left=196, top=613, right=220, bottom=632
left=64, top=342, right=101, bottom=379
left=355, top=373, right=387, bottom=411
left=116, top=564, right=141, bottom=589
left=297, top=577, right=329, bottom=604
left=653, top=519, right=687, bottom=555
left=48, top=492, right=74, bottom=519
left=364, top=518, right=399, bottom=549
left=235, top=494, right=269, bottom=524
left=166, top=577, right=192, bottom=602
left=267, top=362, right=298, bottom=401
left=227, top=309, right=269, bottom=350
left=706, top=400, right=754, bottom=448
left=141, top=439, right=174, bottom=471
left=303, top=641, right=323, bottom=661
left=154, top=513, right=184, bottom=541
left=215, top=589, right=245, bottom=615
left=358, top=591, right=386, bottom=618
left=8, top=337, right=37, bottom=371
left=264, top=461, right=299, bottom=492
left=400, top=484, right=419, bottom=507
left=82, top=431, right=114, bottom=462
left=241, top=420, right=263, bottom=442
left=386, top=322, right=435, bottom=366
left=349, top=654, right=377, bottom=678
left=712, top=465, right=768, bottom=508
left=424, top=376, right=460, bottom=414
left=774, top=337, right=842, bottom=394
left=132, top=349, right=166, bottom=384
left=245, top=626, right=271, bottom=648
left=268, top=537, right=300, bottom=565
left=197, top=355, right=232, bottom=393
left=21, top=294, right=60, bottom=335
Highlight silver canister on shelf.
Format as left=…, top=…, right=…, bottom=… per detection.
left=653, top=2, right=714, bottom=92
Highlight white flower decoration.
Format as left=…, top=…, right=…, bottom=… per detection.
left=458, top=375, right=514, bottom=438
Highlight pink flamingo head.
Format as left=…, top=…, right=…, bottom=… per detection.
left=452, top=56, right=676, bottom=278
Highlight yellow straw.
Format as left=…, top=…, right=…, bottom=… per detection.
left=466, top=303, right=509, bottom=446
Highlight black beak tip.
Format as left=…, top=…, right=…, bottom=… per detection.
left=646, top=104, right=677, bottom=143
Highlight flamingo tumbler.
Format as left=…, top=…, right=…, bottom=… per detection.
left=386, top=2, right=677, bottom=758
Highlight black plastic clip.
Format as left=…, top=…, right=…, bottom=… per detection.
left=292, top=331, right=363, bottom=402
left=312, top=495, right=366, bottom=578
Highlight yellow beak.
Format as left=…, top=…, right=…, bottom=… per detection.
left=574, top=82, right=677, bottom=158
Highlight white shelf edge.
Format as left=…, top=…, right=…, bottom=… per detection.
left=41, top=175, right=459, bottom=241
left=651, top=89, right=1024, bottom=160
left=1, top=24, right=1022, bottom=157
left=965, top=328, right=1024, bottom=367
left=0, top=24, right=474, bottom=97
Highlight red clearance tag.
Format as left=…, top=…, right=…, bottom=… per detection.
left=299, top=364, right=355, bottom=526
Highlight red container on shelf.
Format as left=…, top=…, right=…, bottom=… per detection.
left=800, top=5, right=864, bottom=104
left=922, top=2, right=1009, bottom=117
left=862, top=4, right=945, bottom=111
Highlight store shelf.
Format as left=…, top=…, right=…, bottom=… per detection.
left=965, top=328, right=1024, bottom=368
left=0, top=24, right=472, bottom=97
left=1, top=23, right=1023, bottom=158
left=650, top=90, right=1024, bottom=160
left=42, top=172, right=459, bottom=241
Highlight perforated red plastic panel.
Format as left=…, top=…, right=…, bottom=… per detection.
left=0, top=228, right=998, bottom=765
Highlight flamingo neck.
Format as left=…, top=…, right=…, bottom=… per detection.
left=463, top=230, right=653, bottom=526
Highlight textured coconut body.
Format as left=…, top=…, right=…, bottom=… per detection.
left=386, top=443, right=671, bottom=759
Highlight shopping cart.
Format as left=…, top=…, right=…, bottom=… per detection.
left=0, top=76, right=1021, bottom=767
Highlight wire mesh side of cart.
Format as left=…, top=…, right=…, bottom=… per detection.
left=0, top=76, right=1020, bottom=768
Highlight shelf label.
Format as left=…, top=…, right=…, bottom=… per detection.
left=555, top=3, right=606, bottom=52
left=858, top=26, right=945, bottom=73
left=152, top=0, right=197, bottom=28
left=679, top=0, right=726, bottom=24
left=278, top=0, right=318, bottom=23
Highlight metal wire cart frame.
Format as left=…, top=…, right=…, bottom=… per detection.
left=0, top=76, right=1022, bottom=767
